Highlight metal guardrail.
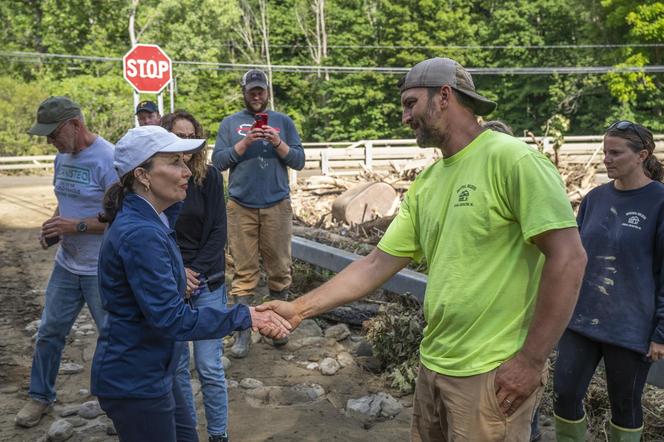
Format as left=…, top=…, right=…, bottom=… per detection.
left=3, top=135, right=664, bottom=174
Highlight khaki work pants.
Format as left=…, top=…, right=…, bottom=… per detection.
left=411, top=364, right=546, bottom=442
left=227, top=198, right=293, bottom=298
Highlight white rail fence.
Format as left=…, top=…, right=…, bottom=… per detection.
left=2, top=135, right=664, bottom=176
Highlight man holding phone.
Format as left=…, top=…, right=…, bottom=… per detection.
left=212, top=69, right=305, bottom=358
left=15, top=97, right=117, bottom=428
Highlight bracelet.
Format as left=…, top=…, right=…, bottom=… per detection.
left=273, top=140, right=283, bottom=148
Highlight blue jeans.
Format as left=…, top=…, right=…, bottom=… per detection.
left=176, top=283, right=229, bottom=437
left=29, top=262, right=107, bottom=403
left=99, top=380, right=198, bottom=442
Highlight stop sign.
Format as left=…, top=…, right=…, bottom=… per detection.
left=123, top=44, right=172, bottom=93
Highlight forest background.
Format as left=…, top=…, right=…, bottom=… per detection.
left=0, top=0, right=662, bottom=156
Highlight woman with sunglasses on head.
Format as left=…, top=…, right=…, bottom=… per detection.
left=553, top=121, right=664, bottom=442
left=161, top=111, right=232, bottom=442
left=91, top=125, right=290, bottom=442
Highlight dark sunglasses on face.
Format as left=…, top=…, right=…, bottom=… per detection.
left=173, top=132, right=197, bottom=139
left=47, top=120, right=69, bottom=141
left=607, top=120, right=648, bottom=150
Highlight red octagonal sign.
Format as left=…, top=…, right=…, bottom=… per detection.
left=123, top=44, right=172, bottom=93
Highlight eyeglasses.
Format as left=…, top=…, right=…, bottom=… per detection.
left=173, top=132, right=197, bottom=139
left=607, top=120, right=647, bottom=150
left=47, top=120, right=69, bottom=141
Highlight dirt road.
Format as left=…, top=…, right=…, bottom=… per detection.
left=0, top=176, right=412, bottom=441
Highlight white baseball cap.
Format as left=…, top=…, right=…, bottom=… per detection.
left=114, top=126, right=205, bottom=178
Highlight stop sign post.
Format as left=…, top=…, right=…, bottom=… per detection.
left=123, top=44, right=172, bottom=93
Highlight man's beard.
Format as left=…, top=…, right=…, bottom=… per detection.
left=244, top=97, right=268, bottom=113
left=414, top=99, right=444, bottom=147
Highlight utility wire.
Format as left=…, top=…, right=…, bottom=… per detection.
left=267, top=43, right=664, bottom=50
left=3, top=51, right=663, bottom=75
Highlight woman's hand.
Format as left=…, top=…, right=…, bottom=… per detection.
left=249, top=306, right=291, bottom=339
left=184, top=268, right=200, bottom=298
left=647, top=341, right=664, bottom=361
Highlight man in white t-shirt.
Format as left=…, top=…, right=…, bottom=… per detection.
left=15, top=97, right=118, bottom=428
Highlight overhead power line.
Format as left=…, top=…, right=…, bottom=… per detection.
left=267, top=43, right=664, bottom=50
left=2, top=51, right=663, bottom=76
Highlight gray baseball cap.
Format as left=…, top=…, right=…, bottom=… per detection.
left=399, top=57, right=497, bottom=116
left=114, top=126, right=206, bottom=178
left=28, top=96, right=82, bottom=136
left=241, top=69, right=268, bottom=90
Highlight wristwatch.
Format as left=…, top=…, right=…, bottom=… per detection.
left=76, top=220, right=88, bottom=233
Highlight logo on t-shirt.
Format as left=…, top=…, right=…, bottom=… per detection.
left=56, top=165, right=91, bottom=185
left=236, top=123, right=253, bottom=137
left=622, top=211, right=646, bottom=230
left=454, top=184, right=477, bottom=207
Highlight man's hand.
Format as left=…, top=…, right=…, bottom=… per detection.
left=249, top=306, right=292, bottom=339
left=184, top=268, right=200, bottom=299
left=494, top=352, right=544, bottom=416
left=255, top=300, right=304, bottom=330
left=42, top=216, right=76, bottom=238
left=647, top=341, right=664, bottom=361
left=261, top=126, right=281, bottom=147
left=234, top=128, right=265, bottom=155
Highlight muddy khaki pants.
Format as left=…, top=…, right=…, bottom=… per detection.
left=411, top=364, right=546, bottom=442
left=227, top=198, right=292, bottom=298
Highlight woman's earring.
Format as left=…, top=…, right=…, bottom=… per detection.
left=144, top=183, right=150, bottom=192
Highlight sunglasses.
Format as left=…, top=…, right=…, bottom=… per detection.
left=47, top=120, right=69, bottom=141
left=173, top=132, right=197, bottom=139
left=607, top=120, right=647, bottom=150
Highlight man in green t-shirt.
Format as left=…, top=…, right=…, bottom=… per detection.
left=258, top=57, right=587, bottom=441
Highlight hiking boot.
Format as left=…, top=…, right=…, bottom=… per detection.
left=15, top=399, right=52, bottom=428
left=229, top=295, right=253, bottom=358
left=209, top=434, right=228, bottom=442
left=269, top=289, right=289, bottom=301
left=229, top=328, right=252, bottom=358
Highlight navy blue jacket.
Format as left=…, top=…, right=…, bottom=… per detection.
left=569, top=181, right=664, bottom=354
left=212, top=109, right=305, bottom=208
left=91, top=194, right=251, bottom=399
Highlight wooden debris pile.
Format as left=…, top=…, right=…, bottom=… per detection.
left=291, top=156, right=599, bottom=246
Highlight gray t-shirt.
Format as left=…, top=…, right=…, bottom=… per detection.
left=53, top=136, right=117, bottom=275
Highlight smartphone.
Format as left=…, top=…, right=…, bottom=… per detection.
left=44, top=235, right=60, bottom=248
left=252, top=113, right=269, bottom=129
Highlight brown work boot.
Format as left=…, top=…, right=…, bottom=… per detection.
left=15, top=399, right=52, bottom=428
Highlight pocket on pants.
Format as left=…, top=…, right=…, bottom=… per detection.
left=485, top=369, right=506, bottom=420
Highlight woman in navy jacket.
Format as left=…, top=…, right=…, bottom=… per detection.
left=553, top=121, right=664, bottom=442
left=92, top=126, right=289, bottom=442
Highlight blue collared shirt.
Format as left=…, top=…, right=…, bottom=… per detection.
left=91, top=194, right=251, bottom=399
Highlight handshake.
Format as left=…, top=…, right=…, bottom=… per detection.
left=247, top=300, right=302, bottom=340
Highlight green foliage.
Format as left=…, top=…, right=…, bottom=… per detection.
left=1, top=0, right=663, bottom=157
left=365, top=296, right=424, bottom=393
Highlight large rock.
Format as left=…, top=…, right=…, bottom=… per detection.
left=353, top=339, right=373, bottom=357
left=284, top=337, right=327, bottom=352
left=59, top=405, right=79, bottom=418
left=319, top=357, right=341, bottom=375
left=337, top=351, right=355, bottom=368
left=245, top=383, right=325, bottom=407
left=346, top=393, right=402, bottom=419
left=324, top=324, right=351, bottom=341
left=289, top=320, right=322, bottom=341
left=239, top=378, right=264, bottom=389
left=78, top=400, right=104, bottom=419
left=222, top=356, right=231, bottom=371
left=47, top=419, right=74, bottom=441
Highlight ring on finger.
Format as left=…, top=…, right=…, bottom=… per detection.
left=503, top=399, right=512, bottom=407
